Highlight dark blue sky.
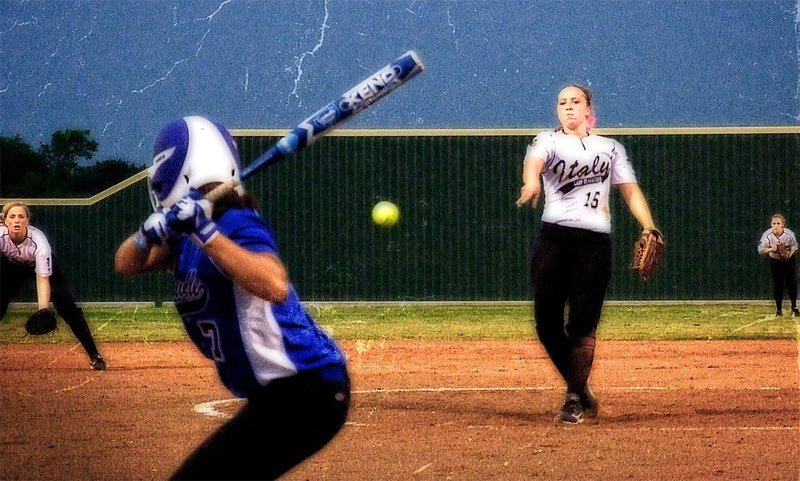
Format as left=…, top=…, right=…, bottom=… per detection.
left=1, top=0, right=797, bottom=165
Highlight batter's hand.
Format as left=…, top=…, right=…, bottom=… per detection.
left=139, top=210, right=172, bottom=246
left=165, top=190, right=219, bottom=246
left=516, top=184, right=540, bottom=209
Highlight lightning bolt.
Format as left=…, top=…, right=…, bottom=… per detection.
left=103, top=0, right=233, bottom=139
left=288, top=0, right=330, bottom=102
left=447, top=5, right=459, bottom=51
left=130, top=0, right=233, bottom=95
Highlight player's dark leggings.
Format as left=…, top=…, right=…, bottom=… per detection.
left=1, top=255, right=100, bottom=358
left=530, top=223, right=612, bottom=396
left=769, top=256, right=798, bottom=311
left=171, top=364, right=350, bottom=481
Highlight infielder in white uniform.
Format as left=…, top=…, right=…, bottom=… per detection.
left=1, top=202, right=106, bottom=370
left=516, top=85, right=660, bottom=424
left=757, top=213, right=799, bottom=317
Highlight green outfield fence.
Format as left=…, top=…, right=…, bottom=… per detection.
left=2, top=127, right=798, bottom=302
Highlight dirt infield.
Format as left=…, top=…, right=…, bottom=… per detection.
left=1, top=339, right=798, bottom=480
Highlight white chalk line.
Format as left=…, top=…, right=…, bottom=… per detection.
left=46, top=321, right=109, bottom=367
left=194, top=398, right=242, bottom=418
left=53, top=376, right=98, bottom=393
left=728, top=316, right=776, bottom=335
left=350, top=386, right=786, bottom=393
left=43, top=326, right=109, bottom=394
left=47, top=343, right=81, bottom=367
left=194, top=384, right=799, bottom=433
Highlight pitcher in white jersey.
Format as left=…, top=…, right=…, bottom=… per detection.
left=516, top=85, right=660, bottom=424
left=115, top=116, right=349, bottom=480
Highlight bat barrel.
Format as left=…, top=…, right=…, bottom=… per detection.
left=239, top=51, right=424, bottom=182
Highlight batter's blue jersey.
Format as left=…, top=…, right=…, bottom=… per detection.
left=168, top=207, right=346, bottom=398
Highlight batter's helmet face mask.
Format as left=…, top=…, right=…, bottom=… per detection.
left=148, top=116, right=243, bottom=210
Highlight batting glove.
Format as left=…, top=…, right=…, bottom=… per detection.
left=165, top=190, right=219, bottom=247
left=135, top=210, right=172, bottom=251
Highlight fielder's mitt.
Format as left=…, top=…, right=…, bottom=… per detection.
left=776, top=243, right=791, bottom=261
left=25, top=308, right=57, bottom=335
left=630, top=227, right=665, bottom=281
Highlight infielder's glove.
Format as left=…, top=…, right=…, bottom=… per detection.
left=776, top=243, right=791, bottom=261
left=630, top=227, right=665, bottom=281
left=25, top=308, right=57, bottom=335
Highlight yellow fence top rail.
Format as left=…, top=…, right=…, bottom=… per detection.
left=0, top=170, right=148, bottom=206
left=2, top=127, right=797, bottom=205
left=232, top=126, right=800, bottom=137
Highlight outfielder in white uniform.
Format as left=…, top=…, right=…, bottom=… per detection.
left=516, top=85, right=660, bottom=424
left=115, top=116, right=349, bottom=480
left=757, top=214, right=799, bottom=316
left=1, top=202, right=106, bottom=370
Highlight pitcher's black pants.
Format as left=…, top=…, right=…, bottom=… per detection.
left=530, top=223, right=611, bottom=395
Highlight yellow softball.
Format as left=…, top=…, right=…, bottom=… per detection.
left=371, top=201, right=400, bottom=228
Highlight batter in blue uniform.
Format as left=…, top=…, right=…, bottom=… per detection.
left=115, top=116, right=349, bottom=480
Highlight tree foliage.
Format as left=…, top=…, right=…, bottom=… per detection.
left=1, top=130, right=145, bottom=198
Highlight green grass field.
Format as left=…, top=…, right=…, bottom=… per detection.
left=1, top=302, right=798, bottom=344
